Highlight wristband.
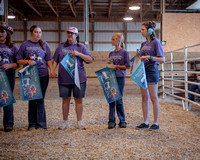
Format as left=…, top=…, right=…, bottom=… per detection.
left=116, top=65, right=119, bottom=69
left=150, top=56, right=153, bottom=61
left=27, top=60, right=29, bottom=64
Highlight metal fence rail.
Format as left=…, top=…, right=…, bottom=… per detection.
left=161, top=43, right=200, bottom=111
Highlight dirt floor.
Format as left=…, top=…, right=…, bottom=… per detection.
left=0, top=78, right=199, bottom=159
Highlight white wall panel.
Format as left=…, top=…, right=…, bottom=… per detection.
left=127, top=44, right=141, bottom=52
left=8, top=21, right=23, bottom=29
left=61, top=22, right=84, bottom=30
left=48, top=43, right=59, bottom=53
left=127, top=33, right=145, bottom=42
left=95, top=22, right=123, bottom=31
left=27, top=21, right=58, bottom=30
left=127, top=22, right=143, bottom=30
left=9, top=20, right=161, bottom=52
left=94, top=44, right=114, bottom=51
left=12, top=31, right=24, bottom=41
left=94, top=32, right=114, bottom=42
left=42, top=32, right=58, bottom=41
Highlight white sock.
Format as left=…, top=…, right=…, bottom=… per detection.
left=144, top=121, right=149, bottom=125
left=154, top=122, right=159, bottom=126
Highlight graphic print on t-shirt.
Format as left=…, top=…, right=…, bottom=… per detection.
left=0, top=48, right=12, bottom=65
left=140, top=45, right=151, bottom=57
left=110, top=55, right=122, bottom=65
left=27, top=47, right=45, bottom=65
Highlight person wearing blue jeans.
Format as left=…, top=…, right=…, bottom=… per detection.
left=189, top=74, right=200, bottom=101
left=109, top=77, right=126, bottom=127
left=3, top=72, right=15, bottom=131
left=108, top=33, right=130, bottom=129
left=0, top=22, right=18, bottom=132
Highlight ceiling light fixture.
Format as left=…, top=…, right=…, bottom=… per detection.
left=8, top=15, right=16, bottom=19
left=123, top=16, right=133, bottom=21
left=8, top=8, right=16, bottom=19
left=129, top=5, right=140, bottom=10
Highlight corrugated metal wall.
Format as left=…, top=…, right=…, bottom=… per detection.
left=9, top=21, right=160, bottom=52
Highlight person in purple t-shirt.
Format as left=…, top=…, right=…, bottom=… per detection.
left=17, top=25, right=54, bottom=130
left=107, top=33, right=130, bottom=129
left=136, top=21, right=165, bottom=130
left=0, top=22, right=18, bottom=132
left=52, top=27, right=93, bottom=130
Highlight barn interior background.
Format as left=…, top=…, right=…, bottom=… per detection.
left=0, top=0, right=200, bottom=159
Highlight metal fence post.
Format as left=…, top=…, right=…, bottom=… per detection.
left=184, top=46, right=189, bottom=111
left=171, top=52, right=174, bottom=95
left=162, top=63, right=165, bottom=98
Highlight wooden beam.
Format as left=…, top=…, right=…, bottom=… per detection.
left=89, top=0, right=94, bottom=18
left=45, top=0, right=59, bottom=17
left=58, top=20, right=61, bottom=43
left=23, top=20, right=27, bottom=41
left=27, top=17, right=158, bottom=22
left=67, top=0, right=77, bottom=17
left=8, top=4, right=24, bottom=17
left=91, top=20, right=94, bottom=50
left=142, top=0, right=156, bottom=18
left=60, top=0, right=81, bottom=12
left=108, top=0, right=112, bottom=18
left=24, top=0, right=42, bottom=17
left=166, top=0, right=177, bottom=9
left=123, top=22, right=127, bottom=49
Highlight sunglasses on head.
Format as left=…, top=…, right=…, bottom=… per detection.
left=0, top=29, right=6, bottom=33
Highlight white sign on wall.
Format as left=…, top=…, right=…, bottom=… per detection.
left=0, top=0, right=4, bottom=15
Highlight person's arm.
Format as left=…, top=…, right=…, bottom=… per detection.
left=110, top=65, right=130, bottom=70
left=17, top=59, right=36, bottom=66
left=0, top=63, right=18, bottom=70
left=140, top=55, right=165, bottom=63
left=47, top=60, right=56, bottom=78
left=51, top=60, right=58, bottom=78
left=70, top=51, right=93, bottom=63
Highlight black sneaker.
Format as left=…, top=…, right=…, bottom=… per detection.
left=149, top=124, right=159, bottom=130
left=119, top=122, right=127, bottom=128
left=136, top=123, right=149, bottom=129
left=4, top=126, right=13, bottom=132
left=108, top=122, right=116, bottom=129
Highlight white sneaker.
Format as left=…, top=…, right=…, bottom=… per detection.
left=58, top=120, right=70, bottom=130
left=77, top=120, right=86, bottom=130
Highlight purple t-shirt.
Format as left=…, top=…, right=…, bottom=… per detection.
left=140, top=38, right=165, bottom=68
left=16, top=40, right=52, bottom=77
left=109, top=48, right=130, bottom=77
left=53, top=42, right=93, bottom=85
left=0, top=43, right=18, bottom=75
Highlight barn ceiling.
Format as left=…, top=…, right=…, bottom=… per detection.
left=8, top=0, right=199, bottom=22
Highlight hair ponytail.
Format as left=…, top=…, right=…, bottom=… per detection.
left=120, top=42, right=125, bottom=49
left=113, top=33, right=125, bottom=48
left=39, top=39, right=45, bottom=50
